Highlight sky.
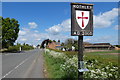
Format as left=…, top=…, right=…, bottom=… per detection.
left=2, top=2, right=119, bottom=46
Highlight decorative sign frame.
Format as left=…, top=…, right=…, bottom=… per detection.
left=71, top=3, right=94, bottom=36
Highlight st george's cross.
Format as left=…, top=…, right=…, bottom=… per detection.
left=76, top=10, right=89, bottom=29
left=71, top=3, right=93, bottom=36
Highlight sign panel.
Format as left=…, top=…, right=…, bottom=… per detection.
left=71, top=3, right=94, bottom=36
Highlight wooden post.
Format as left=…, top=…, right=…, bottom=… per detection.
left=78, top=36, right=83, bottom=79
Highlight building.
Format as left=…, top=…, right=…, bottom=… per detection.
left=47, top=40, right=63, bottom=50
left=84, top=43, right=115, bottom=50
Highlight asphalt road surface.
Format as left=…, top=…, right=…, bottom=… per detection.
left=2, top=49, right=44, bottom=78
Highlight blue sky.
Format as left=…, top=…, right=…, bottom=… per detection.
left=2, top=2, right=119, bottom=45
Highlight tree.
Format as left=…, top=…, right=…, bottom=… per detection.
left=64, top=38, right=75, bottom=50
left=53, top=40, right=56, bottom=42
left=2, top=17, right=20, bottom=48
left=0, top=17, right=2, bottom=49
left=58, top=40, right=60, bottom=42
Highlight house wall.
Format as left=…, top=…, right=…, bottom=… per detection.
left=47, top=42, right=61, bottom=49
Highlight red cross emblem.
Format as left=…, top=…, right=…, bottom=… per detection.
left=76, top=10, right=89, bottom=29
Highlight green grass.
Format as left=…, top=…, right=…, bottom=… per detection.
left=44, top=49, right=119, bottom=78
left=43, top=52, right=66, bottom=78
left=84, top=50, right=119, bottom=66
left=50, top=49, right=119, bottom=65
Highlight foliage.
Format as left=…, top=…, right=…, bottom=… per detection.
left=0, top=16, right=2, bottom=49
left=3, top=43, right=34, bottom=52
left=63, top=38, right=87, bottom=51
left=53, top=40, right=56, bottom=42
left=64, top=38, right=75, bottom=50
left=115, top=45, right=120, bottom=48
left=84, top=59, right=119, bottom=79
left=2, top=17, right=20, bottom=48
left=44, top=49, right=66, bottom=78
left=7, top=45, right=20, bottom=52
left=44, top=49, right=119, bottom=79
left=22, top=43, right=34, bottom=50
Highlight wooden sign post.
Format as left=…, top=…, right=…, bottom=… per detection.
left=71, top=3, right=94, bottom=79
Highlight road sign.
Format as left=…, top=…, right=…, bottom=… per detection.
left=71, top=3, right=94, bottom=79
left=71, top=3, right=93, bottom=36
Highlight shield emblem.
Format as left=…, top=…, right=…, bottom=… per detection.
left=76, top=10, right=90, bottom=29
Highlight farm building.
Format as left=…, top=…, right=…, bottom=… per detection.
left=84, top=43, right=115, bottom=50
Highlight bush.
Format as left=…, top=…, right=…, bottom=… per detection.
left=44, top=49, right=119, bottom=79
left=3, top=43, right=34, bottom=52
left=7, top=45, right=20, bottom=52
left=22, top=44, right=34, bottom=50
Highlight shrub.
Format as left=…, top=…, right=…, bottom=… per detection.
left=22, top=45, right=33, bottom=50
left=7, top=45, right=20, bottom=52
left=44, top=49, right=119, bottom=79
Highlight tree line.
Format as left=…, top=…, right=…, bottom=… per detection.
left=0, top=16, right=33, bottom=52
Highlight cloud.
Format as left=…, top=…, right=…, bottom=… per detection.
left=45, top=24, right=62, bottom=35
left=61, top=19, right=71, bottom=32
left=19, top=30, right=26, bottom=36
left=114, top=25, right=120, bottom=30
left=22, top=28, right=30, bottom=32
left=34, top=30, right=39, bottom=33
left=20, top=38, right=27, bottom=41
left=84, top=38, right=91, bottom=42
left=94, top=8, right=118, bottom=28
left=28, top=22, right=38, bottom=29
left=16, top=8, right=118, bottom=45
left=36, top=38, right=41, bottom=41
left=46, top=8, right=118, bottom=35
left=16, top=27, right=41, bottom=45
left=45, top=19, right=71, bottom=35
left=85, top=35, right=118, bottom=45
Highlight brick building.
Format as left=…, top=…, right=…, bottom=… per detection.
left=47, top=40, right=62, bottom=49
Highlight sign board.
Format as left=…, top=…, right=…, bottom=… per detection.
left=71, top=3, right=93, bottom=36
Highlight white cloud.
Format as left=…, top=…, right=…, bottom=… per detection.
left=45, top=24, right=62, bottom=35
left=16, top=8, right=118, bottom=45
left=36, top=38, right=41, bottom=41
left=46, top=8, right=118, bottom=35
left=22, top=28, right=30, bottom=32
left=45, top=19, right=71, bottom=35
left=86, top=35, right=118, bottom=45
left=94, top=8, right=118, bottom=28
left=28, top=22, right=38, bottom=29
left=114, top=25, right=120, bottom=30
left=61, top=19, right=71, bottom=32
left=34, top=30, right=39, bottom=33
left=84, top=38, right=91, bottom=42
left=19, top=30, right=26, bottom=36
left=20, top=38, right=27, bottom=41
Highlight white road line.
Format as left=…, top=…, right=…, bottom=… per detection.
left=2, top=55, right=31, bottom=78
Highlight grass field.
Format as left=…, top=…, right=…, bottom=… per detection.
left=84, top=50, right=119, bottom=65
left=44, top=49, right=120, bottom=79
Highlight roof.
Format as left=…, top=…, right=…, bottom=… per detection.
left=93, top=43, right=111, bottom=45
left=56, top=42, right=60, bottom=45
left=85, top=45, right=111, bottom=47
left=56, top=46, right=63, bottom=48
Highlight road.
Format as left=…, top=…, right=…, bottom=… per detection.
left=2, top=49, right=44, bottom=78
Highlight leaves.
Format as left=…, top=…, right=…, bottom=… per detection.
left=2, top=17, right=20, bottom=48
left=45, top=49, right=119, bottom=79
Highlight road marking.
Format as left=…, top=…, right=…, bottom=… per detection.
left=2, top=55, right=31, bottom=78
left=24, top=58, right=37, bottom=78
